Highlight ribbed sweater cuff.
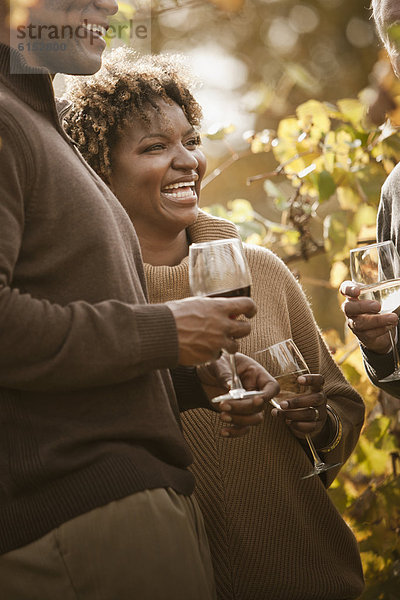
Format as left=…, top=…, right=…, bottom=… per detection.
left=135, top=304, right=179, bottom=369
left=361, top=343, right=396, bottom=380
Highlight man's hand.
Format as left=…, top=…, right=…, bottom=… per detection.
left=167, top=297, right=256, bottom=366
left=197, top=353, right=279, bottom=438
left=340, top=280, right=398, bottom=354
left=270, top=374, right=329, bottom=444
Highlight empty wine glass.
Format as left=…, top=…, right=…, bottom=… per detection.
left=256, top=339, right=341, bottom=479
left=189, top=238, right=262, bottom=402
left=350, top=240, right=400, bottom=383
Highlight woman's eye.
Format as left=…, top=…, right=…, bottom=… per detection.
left=144, top=143, right=165, bottom=152
left=186, top=136, right=201, bottom=147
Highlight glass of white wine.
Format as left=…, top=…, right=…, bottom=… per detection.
left=256, top=339, right=341, bottom=479
left=350, top=240, right=400, bottom=383
left=189, top=238, right=262, bottom=403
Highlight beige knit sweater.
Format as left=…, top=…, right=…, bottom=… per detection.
left=145, top=210, right=365, bottom=600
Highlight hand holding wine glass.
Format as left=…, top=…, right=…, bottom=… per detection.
left=197, top=352, right=279, bottom=437
left=341, top=283, right=399, bottom=355
left=257, top=339, right=341, bottom=479
left=189, top=238, right=263, bottom=402
left=347, top=240, right=400, bottom=382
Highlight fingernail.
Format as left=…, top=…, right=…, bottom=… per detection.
left=297, top=376, right=306, bottom=384
left=388, top=315, right=398, bottom=325
left=280, top=400, right=289, bottom=409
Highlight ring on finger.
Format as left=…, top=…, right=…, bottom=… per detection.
left=312, top=407, right=319, bottom=422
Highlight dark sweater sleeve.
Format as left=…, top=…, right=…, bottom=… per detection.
left=170, top=366, right=215, bottom=411
left=0, top=116, right=179, bottom=393
left=361, top=330, right=400, bottom=399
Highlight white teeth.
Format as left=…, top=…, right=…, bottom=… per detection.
left=163, top=190, right=196, bottom=199
left=163, top=181, right=195, bottom=190
left=83, top=23, right=107, bottom=37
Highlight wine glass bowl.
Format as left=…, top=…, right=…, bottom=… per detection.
left=350, top=240, right=400, bottom=285
left=189, top=238, right=251, bottom=299
left=349, top=240, right=400, bottom=382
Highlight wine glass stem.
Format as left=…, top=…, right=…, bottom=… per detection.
left=305, top=434, right=325, bottom=468
left=388, top=328, right=400, bottom=372
left=227, top=352, right=242, bottom=389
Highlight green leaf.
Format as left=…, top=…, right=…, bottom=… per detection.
left=317, top=170, right=336, bottom=201
left=388, top=23, right=400, bottom=44
left=341, top=363, right=361, bottom=386
left=364, top=416, right=392, bottom=448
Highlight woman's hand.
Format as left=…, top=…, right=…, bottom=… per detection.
left=197, top=352, right=279, bottom=438
left=271, top=374, right=329, bottom=444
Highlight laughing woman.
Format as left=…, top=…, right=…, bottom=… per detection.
left=64, top=48, right=365, bottom=600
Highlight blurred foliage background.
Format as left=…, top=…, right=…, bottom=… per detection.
left=76, top=0, right=400, bottom=596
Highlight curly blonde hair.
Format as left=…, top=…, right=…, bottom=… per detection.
left=63, top=47, right=203, bottom=183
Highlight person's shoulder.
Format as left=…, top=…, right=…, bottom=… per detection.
left=244, top=242, right=294, bottom=278
left=244, top=242, right=284, bottom=266
left=0, top=82, right=32, bottom=133
left=189, top=209, right=239, bottom=241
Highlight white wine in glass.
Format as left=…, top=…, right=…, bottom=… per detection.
left=350, top=240, right=400, bottom=383
left=189, top=238, right=261, bottom=402
left=257, top=339, right=341, bottom=480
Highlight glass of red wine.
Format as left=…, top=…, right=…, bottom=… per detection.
left=189, top=238, right=262, bottom=403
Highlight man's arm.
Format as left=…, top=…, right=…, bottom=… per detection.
left=0, top=122, right=256, bottom=392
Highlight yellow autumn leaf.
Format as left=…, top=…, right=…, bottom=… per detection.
left=277, top=117, right=301, bottom=141
left=245, top=233, right=263, bottom=245
left=296, top=100, right=331, bottom=138
left=353, top=205, right=378, bottom=234
left=337, top=98, right=366, bottom=128
left=250, top=129, right=274, bottom=153
left=227, top=199, right=254, bottom=222
left=334, top=130, right=353, bottom=157
left=330, top=261, right=349, bottom=288
left=204, top=122, right=235, bottom=140
left=336, top=186, right=361, bottom=210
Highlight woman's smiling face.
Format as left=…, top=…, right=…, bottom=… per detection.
left=109, top=99, right=206, bottom=238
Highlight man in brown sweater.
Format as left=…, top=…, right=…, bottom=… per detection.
left=0, top=2, right=277, bottom=598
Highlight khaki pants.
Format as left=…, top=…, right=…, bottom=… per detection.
left=0, top=488, right=217, bottom=600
